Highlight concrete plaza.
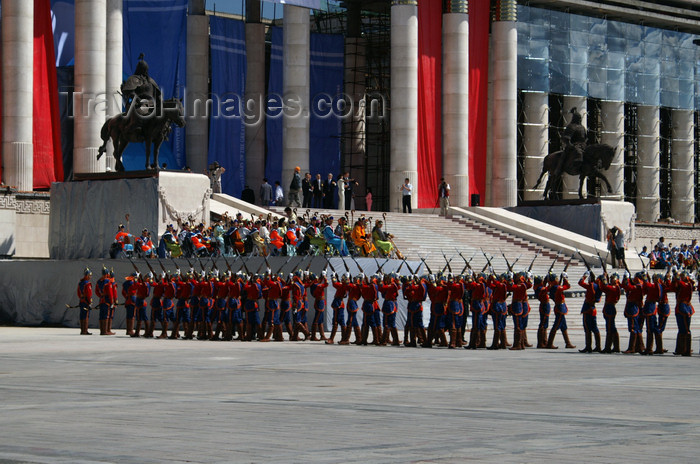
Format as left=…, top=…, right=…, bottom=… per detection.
left=1, top=326, right=699, bottom=463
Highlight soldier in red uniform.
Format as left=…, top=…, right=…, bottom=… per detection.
left=261, top=273, right=284, bottom=342
left=487, top=274, right=509, bottom=350
left=122, top=272, right=138, bottom=336
left=641, top=272, right=662, bottom=354
left=309, top=273, right=329, bottom=341
left=77, top=268, right=93, bottom=335
left=148, top=273, right=165, bottom=338
left=345, top=275, right=363, bottom=345
left=379, top=274, right=401, bottom=346
left=465, top=272, right=487, bottom=349
left=578, top=272, right=601, bottom=353
left=172, top=270, right=192, bottom=339
left=290, top=271, right=310, bottom=341
left=227, top=272, right=245, bottom=340
left=212, top=271, right=229, bottom=340
left=671, top=270, right=695, bottom=356
left=507, top=272, right=533, bottom=350
left=106, top=269, right=118, bottom=336
left=360, top=274, right=381, bottom=345
left=327, top=273, right=349, bottom=344
left=656, top=272, right=673, bottom=354
left=534, top=275, right=551, bottom=348
left=622, top=272, right=644, bottom=354
left=243, top=274, right=263, bottom=341
left=545, top=273, right=576, bottom=349
left=278, top=274, right=293, bottom=341
left=160, top=273, right=177, bottom=339
left=424, top=275, right=448, bottom=348
left=446, top=274, right=465, bottom=348
left=405, top=275, right=428, bottom=347
left=600, top=272, right=621, bottom=353
left=133, top=273, right=153, bottom=338
left=95, top=267, right=114, bottom=336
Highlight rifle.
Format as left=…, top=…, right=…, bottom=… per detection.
left=457, top=250, right=475, bottom=275
left=547, top=250, right=561, bottom=275
left=143, top=257, right=157, bottom=276
left=577, top=248, right=592, bottom=273
left=341, top=256, right=351, bottom=274
left=527, top=251, right=540, bottom=273
left=441, top=251, right=453, bottom=274
left=254, top=256, right=266, bottom=275
left=418, top=254, right=433, bottom=275
left=323, top=254, right=338, bottom=275
left=304, top=254, right=314, bottom=272
left=396, top=259, right=405, bottom=275
left=402, top=257, right=415, bottom=275
left=561, top=253, right=575, bottom=279
left=236, top=251, right=251, bottom=275
left=480, top=249, right=494, bottom=273
left=594, top=246, right=607, bottom=275
left=156, top=256, right=168, bottom=276
left=221, top=253, right=233, bottom=272
left=501, top=251, right=514, bottom=273
left=377, top=258, right=389, bottom=275
left=350, top=255, right=365, bottom=275
left=127, top=254, right=140, bottom=275
left=276, top=255, right=294, bottom=274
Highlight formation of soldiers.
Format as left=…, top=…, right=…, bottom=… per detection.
left=74, top=257, right=696, bottom=356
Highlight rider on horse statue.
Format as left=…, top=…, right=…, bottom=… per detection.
left=555, top=107, right=587, bottom=177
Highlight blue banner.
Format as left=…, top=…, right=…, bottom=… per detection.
left=209, top=16, right=247, bottom=197
left=309, top=33, right=344, bottom=179
left=122, top=0, right=187, bottom=170
left=265, top=27, right=284, bottom=186
left=51, top=0, right=75, bottom=66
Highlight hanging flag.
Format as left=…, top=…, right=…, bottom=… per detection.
left=209, top=16, right=247, bottom=197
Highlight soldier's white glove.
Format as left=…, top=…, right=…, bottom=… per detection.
left=583, top=271, right=590, bottom=279
left=671, top=265, right=678, bottom=274
left=507, top=272, right=514, bottom=280
left=561, top=272, right=568, bottom=279
left=467, top=269, right=474, bottom=277
left=322, top=270, right=327, bottom=277
left=623, top=270, right=630, bottom=279
left=527, top=271, right=533, bottom=280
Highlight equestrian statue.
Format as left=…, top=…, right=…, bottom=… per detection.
left=533, top=107, right=616, bottom=200
left=97, top=54, right=185, bottom=171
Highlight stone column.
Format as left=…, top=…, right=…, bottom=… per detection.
left=1, top=0, right=33, bottom=190
left=600, top=100, right=624, bottom=200
left=442, top=0, right=469, bottom=207
left=489, top=0, right=517, bottom=207
left=282, top=5, right=310, bottom=194
left=522, top=91, right=548, bottom=201
left=245, top=0, right=266, bottom=191
left=74, top=0, right=107, bottom=174
left=561, top=96, right=586, bottom=199
left=671, top=109, right=695, bottom=223
left=186, top=0, right=210, bottom=174
left=105, top=0, right=123, bottom=171
left=390, top=0, right=418, bottom=212
left=344, top=1, right=366, bottom=189
left=636, top=105, right=660, bottom=222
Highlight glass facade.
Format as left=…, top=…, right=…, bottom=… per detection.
left=517, top=5, right=700, bottom=110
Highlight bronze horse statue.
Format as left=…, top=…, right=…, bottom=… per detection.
left=533, top=143, right=616, bottom=200
left=97, top=98, right=185, bottom=172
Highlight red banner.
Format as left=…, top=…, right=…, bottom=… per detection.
left=33, top=0, right=64, bottom=188
left=469, top=1, right=490, bottom=201
left=417, top=1, right=442, bottom=208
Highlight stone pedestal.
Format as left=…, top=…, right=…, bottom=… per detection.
left=49, top=172, right=211, bottom=259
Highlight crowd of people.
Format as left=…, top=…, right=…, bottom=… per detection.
left=110, top=209, right=400, bottom=260
left=639, top=236, right=700, bottom=271
left=75, top=259, right=695, bottom=357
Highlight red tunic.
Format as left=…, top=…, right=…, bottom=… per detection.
left=379, top=282, right=400, bottom=301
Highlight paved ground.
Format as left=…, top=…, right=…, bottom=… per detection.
left=1, top=326, right=699, bottom=463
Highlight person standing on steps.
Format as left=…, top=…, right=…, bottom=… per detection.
left=400, top=178, right=412, bottom=213
left=288, top=166, right=302, bottom=207
left=438, top=178, right=450, bottom=216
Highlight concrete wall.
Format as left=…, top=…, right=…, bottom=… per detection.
left=0, top=194, right=50, bottom=258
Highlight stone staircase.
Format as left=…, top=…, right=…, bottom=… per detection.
left=267, top=206, right=585, bottom=276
